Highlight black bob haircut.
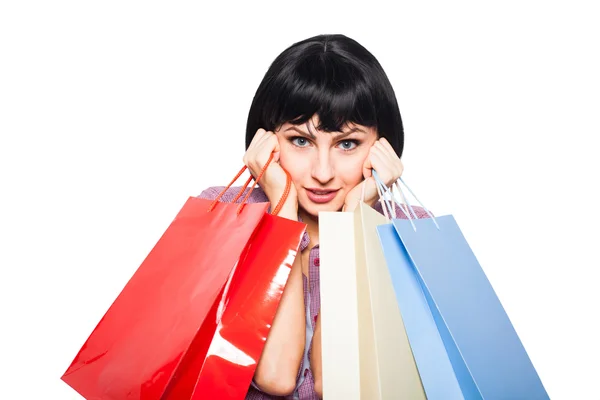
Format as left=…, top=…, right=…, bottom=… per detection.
left=245, top=34, right=405, bottom=157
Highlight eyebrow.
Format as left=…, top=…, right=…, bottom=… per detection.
left=284, top=126, right=316, bottom=139
left=284, top=126, right=366, bottom=140
left=333, top=127, right=366, bottom=140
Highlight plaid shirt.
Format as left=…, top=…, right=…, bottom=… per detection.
left=198, top=185, right=430, bottom=399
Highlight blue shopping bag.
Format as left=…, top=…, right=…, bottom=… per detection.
left=377, top=174, right=549, bottom=400
left=377, top=223, right=465, bottom=400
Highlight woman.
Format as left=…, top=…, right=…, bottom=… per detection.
left=199, top=34, right=431, bottom=399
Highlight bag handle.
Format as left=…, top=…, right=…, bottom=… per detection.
left=208, top=153, right=292, bottom=216
left=394, top=177, right=438, bottom=228
left=371, top=171, right=440, bottom=231
left=267, top=169, right=292, bottom=216
left=361, top=173, right=395, bottom=219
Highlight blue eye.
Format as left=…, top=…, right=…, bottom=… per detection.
left=292, top=137, right=310, bottom=147
left=338, top=140, right=358, bottom=151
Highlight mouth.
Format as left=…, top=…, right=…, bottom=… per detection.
left=305, top=188, right=340, bottom=204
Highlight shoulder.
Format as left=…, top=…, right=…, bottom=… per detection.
left=372, top=201, right=434, bottom=219
left=197, top=185, right=270, bottom=204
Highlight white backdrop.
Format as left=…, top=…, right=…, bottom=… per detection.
left=1, top=1, right=599, bottom=399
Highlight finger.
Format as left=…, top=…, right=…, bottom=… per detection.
left=377, top=139, right=402, bottom=170
left=363, top=140, right=383, bottom=178
left=245, top=129, right=263, bottom=163
left=373, top=143, right=404, bottom=180
left=263, top=134, right=280, bottom=155
left=271, top=133, right=283, bottom=163
left=374, top=140, right=395, bottom=164
left=248, top=128, right=267, bottom=151
left=368, top=150, right=387, bottom=174
left=362, top=152, right=373, bottom=179
left=254, top=129, right=274, bottom=151
left=370, top=145, right=392, bottom=170
left=369, top=148, right=395, bottom=185
left=378, top=137, right=390, bottom=146
left=245, top=130, right=271, bottom=173
left=397, top=158, right=404, bottom=177
left=245, top=130, right=267, bottom=166
left=364, top=176, right=381, bottom=203
left=254, top=134, right=280, bottom=170
left=378, top=137, right=394, bottom=153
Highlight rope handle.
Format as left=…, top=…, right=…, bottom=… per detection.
left=372, top=170, right=440, bottom=231
left=269, top=169, right=291, bottom=216
left=208, top=152, right=292, bottom=216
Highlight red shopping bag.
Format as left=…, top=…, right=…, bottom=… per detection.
left=162, top=211, right=305, bottom=400
left=61, top=156, right=305, bottom=399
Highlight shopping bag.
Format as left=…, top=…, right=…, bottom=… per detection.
left=379, top=176, right=549, bottom=399
left=377, top=223, right=465, bottom=400
left=61, top=155, right=305, bottom=399
left=356, top=202, right=426, bottom=399
left=187, top=212, right=305, bottom=399
left=319, top=211, right=360, bottom=399
left=318, top=182, right=425, bottom=399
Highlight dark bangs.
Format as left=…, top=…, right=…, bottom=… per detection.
left=245, top=34, right=405, bottom=157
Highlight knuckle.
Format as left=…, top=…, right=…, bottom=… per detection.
left=267, top=136, right=279, bottom=149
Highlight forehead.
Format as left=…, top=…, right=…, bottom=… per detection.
left=281, top=114, right=375, bottom=136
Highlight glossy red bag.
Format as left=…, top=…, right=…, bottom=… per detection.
left=167, top=212, right=306, bottom=399
left=61, top=157, right=305, bottom=399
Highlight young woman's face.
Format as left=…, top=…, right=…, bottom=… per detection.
left=275, top=114, right=378, bottom=217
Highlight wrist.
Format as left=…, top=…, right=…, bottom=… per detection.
left=267, top=188, right=298, bottom=218
left=365, top=195, right=379, bottom=208
left=276, top=199, right=299, bottom=220
left=343, top=199, right=358, bottom=212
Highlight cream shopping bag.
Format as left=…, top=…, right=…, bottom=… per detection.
left=319, top=202, right=425, bottom=399
left=320, top=211, right=361, bottom=400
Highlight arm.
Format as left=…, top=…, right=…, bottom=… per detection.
left=252, top=198, right=306, bottom=396
left=310, top=312, right=323, bottom=398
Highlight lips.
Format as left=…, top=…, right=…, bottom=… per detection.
left=305, top=188, right=340, bottom=204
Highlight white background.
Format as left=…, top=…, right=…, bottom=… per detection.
left=1, top=1, right=599, bottom=399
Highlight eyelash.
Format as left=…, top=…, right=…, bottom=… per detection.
left=290, top=137, right=359, bottom=152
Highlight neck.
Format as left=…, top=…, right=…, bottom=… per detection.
left=298, top=207, right=320, bottom=248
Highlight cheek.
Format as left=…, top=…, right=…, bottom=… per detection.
left=278, top=145, right=310, bottom=183
left=337, top=154, right=367, bottom=185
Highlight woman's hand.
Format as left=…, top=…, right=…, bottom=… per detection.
left=343, top=138, right=404, bottom=212
left=243, top=128, right=298, bottom=211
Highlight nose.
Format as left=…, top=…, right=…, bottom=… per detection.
left=311, top=149, right=334, bottom=185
